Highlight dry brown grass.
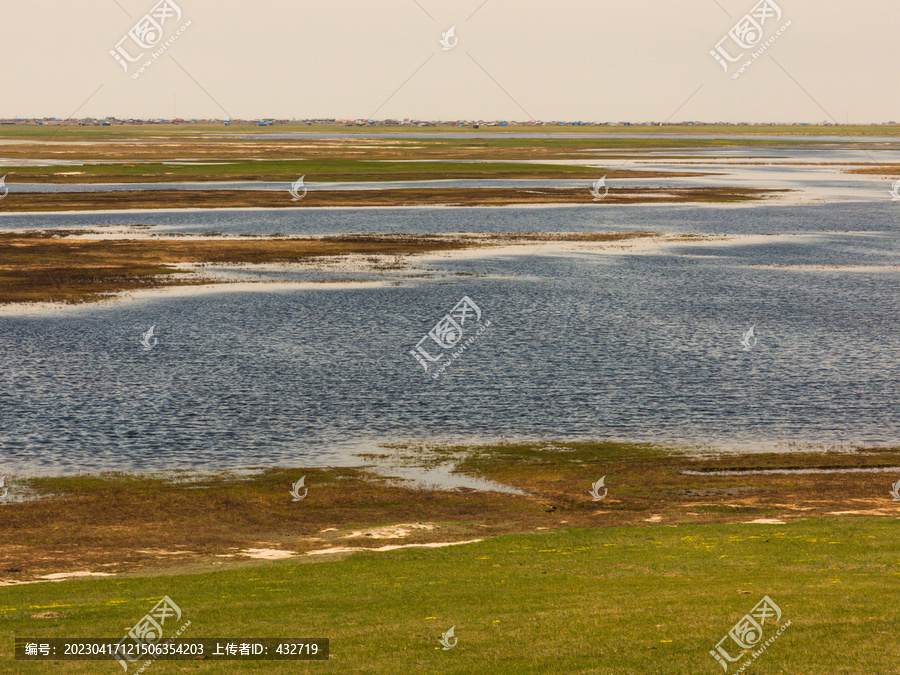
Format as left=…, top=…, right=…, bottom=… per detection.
left=0, top=231, right=658, bottom=305
left=2, top=443, right=898, bottom=583
left=846, top=164, right=900, bottom=176
left=0, top=186, right=774, bottom=212
left=0, top=232, right=477, bottom=304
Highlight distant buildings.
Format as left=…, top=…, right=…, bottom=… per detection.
left=0, top=118, right=897, bottom=128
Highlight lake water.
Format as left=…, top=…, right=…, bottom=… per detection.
left=1, top=193, right=899, bottom=475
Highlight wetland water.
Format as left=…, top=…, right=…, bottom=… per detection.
left=1, top=197, right=898, bottom=475
left=0, top=148, right=896, bottom=213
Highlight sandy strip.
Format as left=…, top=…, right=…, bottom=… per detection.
left=305, top=539, right=483, bottom=556
left=238, top=549, right=297, bottom=560
left=415, top=232, right=812, bottom=262
left=0, top=280, right=396, bottom=316
left=0, top=571, right=113, bottom=587
left=0, top=198, right=777, bottom=218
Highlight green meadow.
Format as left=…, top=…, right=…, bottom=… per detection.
left=2, top=159, right=606, bottom=184
left=3, top=518, right=898, bottom=674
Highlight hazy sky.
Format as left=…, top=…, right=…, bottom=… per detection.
left=3, top=0, right=898, bottom=122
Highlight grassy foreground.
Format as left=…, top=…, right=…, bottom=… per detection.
left=2, top=519, right=898, bottom=674
left=3, top=441, right=899, bottom=672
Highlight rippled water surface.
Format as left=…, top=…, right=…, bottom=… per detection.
left=1, top=192, right=899, bottom=474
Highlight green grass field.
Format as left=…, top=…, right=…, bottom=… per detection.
left=3, top=517, right=898, bottom=674
left=2, top=159, right=612, bottom=184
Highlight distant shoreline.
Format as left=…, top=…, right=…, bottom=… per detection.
left=2, top=122, right=900, bottom=137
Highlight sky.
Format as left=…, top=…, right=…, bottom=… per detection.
left=2, top=0, right=898, bottom=122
